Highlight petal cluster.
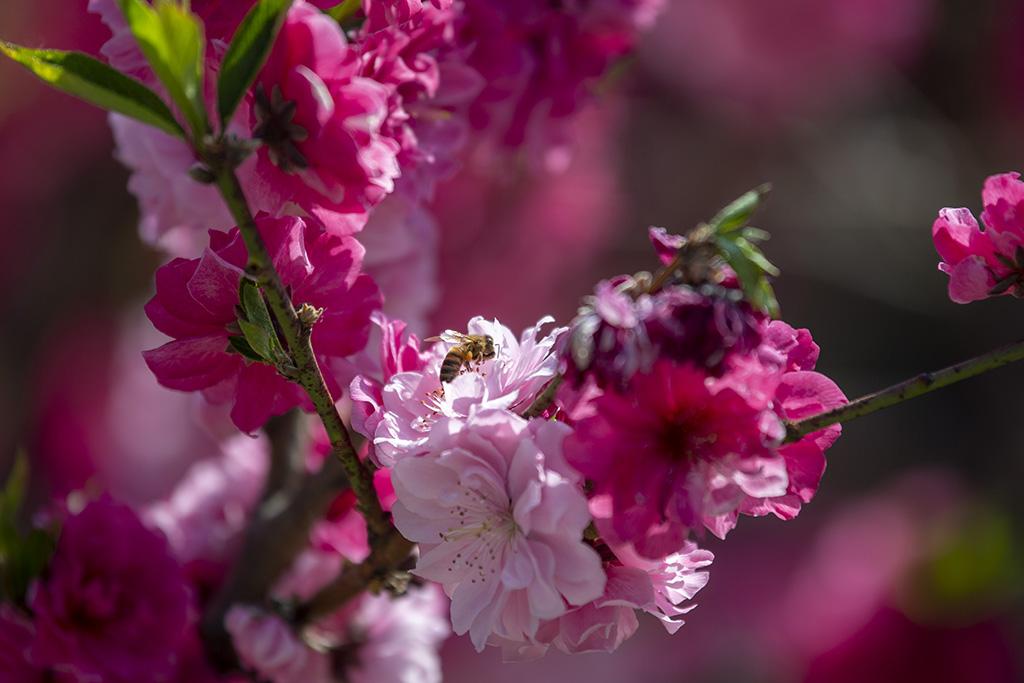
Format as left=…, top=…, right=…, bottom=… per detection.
left=246, top=3, right=402, bottom=235
left=933, top=172, right=1024, bottom=303
left=28, top=498, right=190, bottom=683
left=143, top=214, right=381, bottom=433
left=561, top=226, right=846, bottom=558
left=390, top=410, right=606, bottom=651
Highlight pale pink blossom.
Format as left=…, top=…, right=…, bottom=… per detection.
left=317, top=584, right=451, bottom=683
left=108, top=114, right=239, bottom=258
left=366, top=316, right=564, bottom=468
left=349, top=312, right=431, bottom=466
left=141, top=432, right=269, bottom=586
left=933, top=172, right=1024, bottom=303
left=390, top=410, right=605, bottom=651
left=498, top=540, right=713, bottom=660
left=226, top=606, right=332, bottom=683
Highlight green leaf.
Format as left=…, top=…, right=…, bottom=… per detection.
left=228, top=334, right=266, bottom=362
left=0, top=43, right=185, bottom=138
left=734, top=236, right=780, bottom=277
left=715, top=235, right=780, bottom=316
left=0, top=454, right=27, bottom=524
left=708, top=183, right=772, bottom=235
left=217, top=0, right=292, bottom=129
left=238, top=319, right=279, bottom=362
left=116, top=0, right=208, bottom=138
left=325, top=0, right=361, bottom=23
left=238, top=280, right=287, bottom=363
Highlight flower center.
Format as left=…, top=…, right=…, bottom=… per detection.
left=252, top=83, right=310, bottom=173
left=440, top=481, right=518, bottom=584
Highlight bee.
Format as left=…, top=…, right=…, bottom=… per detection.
left=424, top=331, right=496, bottom=383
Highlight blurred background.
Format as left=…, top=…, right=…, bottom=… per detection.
left=2, top=0, right=1023, bottom=680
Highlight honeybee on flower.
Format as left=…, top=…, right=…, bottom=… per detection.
left=423, top=331, right=497, bottom=384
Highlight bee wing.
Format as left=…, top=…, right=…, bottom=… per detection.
left=425, top=330, right=471, bottom=344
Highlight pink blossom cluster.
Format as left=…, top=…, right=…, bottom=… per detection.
left=4, top=1, right=858, bottom=677
left=352, top=315, right=717, bottom=658
left=932, top=172, right=1024, bottom=303
left=559, top=229, right=847, bottom=558
left=3, top=497, right=191, bottom=683
left=143, top=213, right=381, bottom=433
left=90, top=0, right=663, bottom=337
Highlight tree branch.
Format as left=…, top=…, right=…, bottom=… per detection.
left=785, top=336, right=1024, bottom=442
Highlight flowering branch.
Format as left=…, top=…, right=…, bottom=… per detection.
left=293, top=529, right=414, bottom=626
left=202, top=148, right=388, bottom=538
left=785, top=336, right=1024, bottom=442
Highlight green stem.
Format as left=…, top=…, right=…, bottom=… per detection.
left=785, top=336, right=1024, bottom=442
left=208, top=162, right=389, bottom=538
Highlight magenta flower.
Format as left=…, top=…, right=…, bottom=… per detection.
left=354, top=5, right=478, bottom=203
left=0, top=605, right=77, bottom=683
left=566, top=276, right=762, bottom=388
left=28, top=497, right=190, bottom=683
left=390, top=410, right=606, bottom=651
left=567, top=360, right=786, bottom=557
left=933, top=172, right=1024, bottom=303
left=458, top=0, right=665, bottom=167
left=362, top=0, right=455, bottom=32
left=244, top=2, right=401, bottom=235
left=565, top=321, right=845, bottom=556
left=143, top=214, right=381, bottom=433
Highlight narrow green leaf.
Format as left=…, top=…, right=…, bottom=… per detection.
left=326, top=0, right=361, bottom=23
left=238, top=319, right=278, bottom=362
left=734, top=236, right=780, bottom=277
left=709, top=184, right=772, bottom=235
left=228, top=335, right=266, bottom=362
left=218, top=0, right=292, bottom=129
left=116, top=0, right=208, bottom=137
left=0, top=454, right=27, bottom=524
left=238, top=280, right=287, bottom=362
left=715, top=235, right=779, bottom=316
left=0, top=43, right=184, bottom=138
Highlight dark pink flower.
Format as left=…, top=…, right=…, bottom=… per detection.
left=28, top=497, right=190, bottom=683
left=566, top=276, right=762, bottom=388
left=933, top=172, right=1024, bottom=303
left=565, top=322, right=845, bottom=555
left=567, top=360, right=785, bottom=556
left=244, top=2, right=402, bottom=235
left=143, top=214, right=381, bottom=433
left=354, top=4, right=479, bottom=203
left=0, top=605, right=78, bottom=683
left=458, top=0, right=663, bottom=167
left=362, top=0, right=456, bottom=33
